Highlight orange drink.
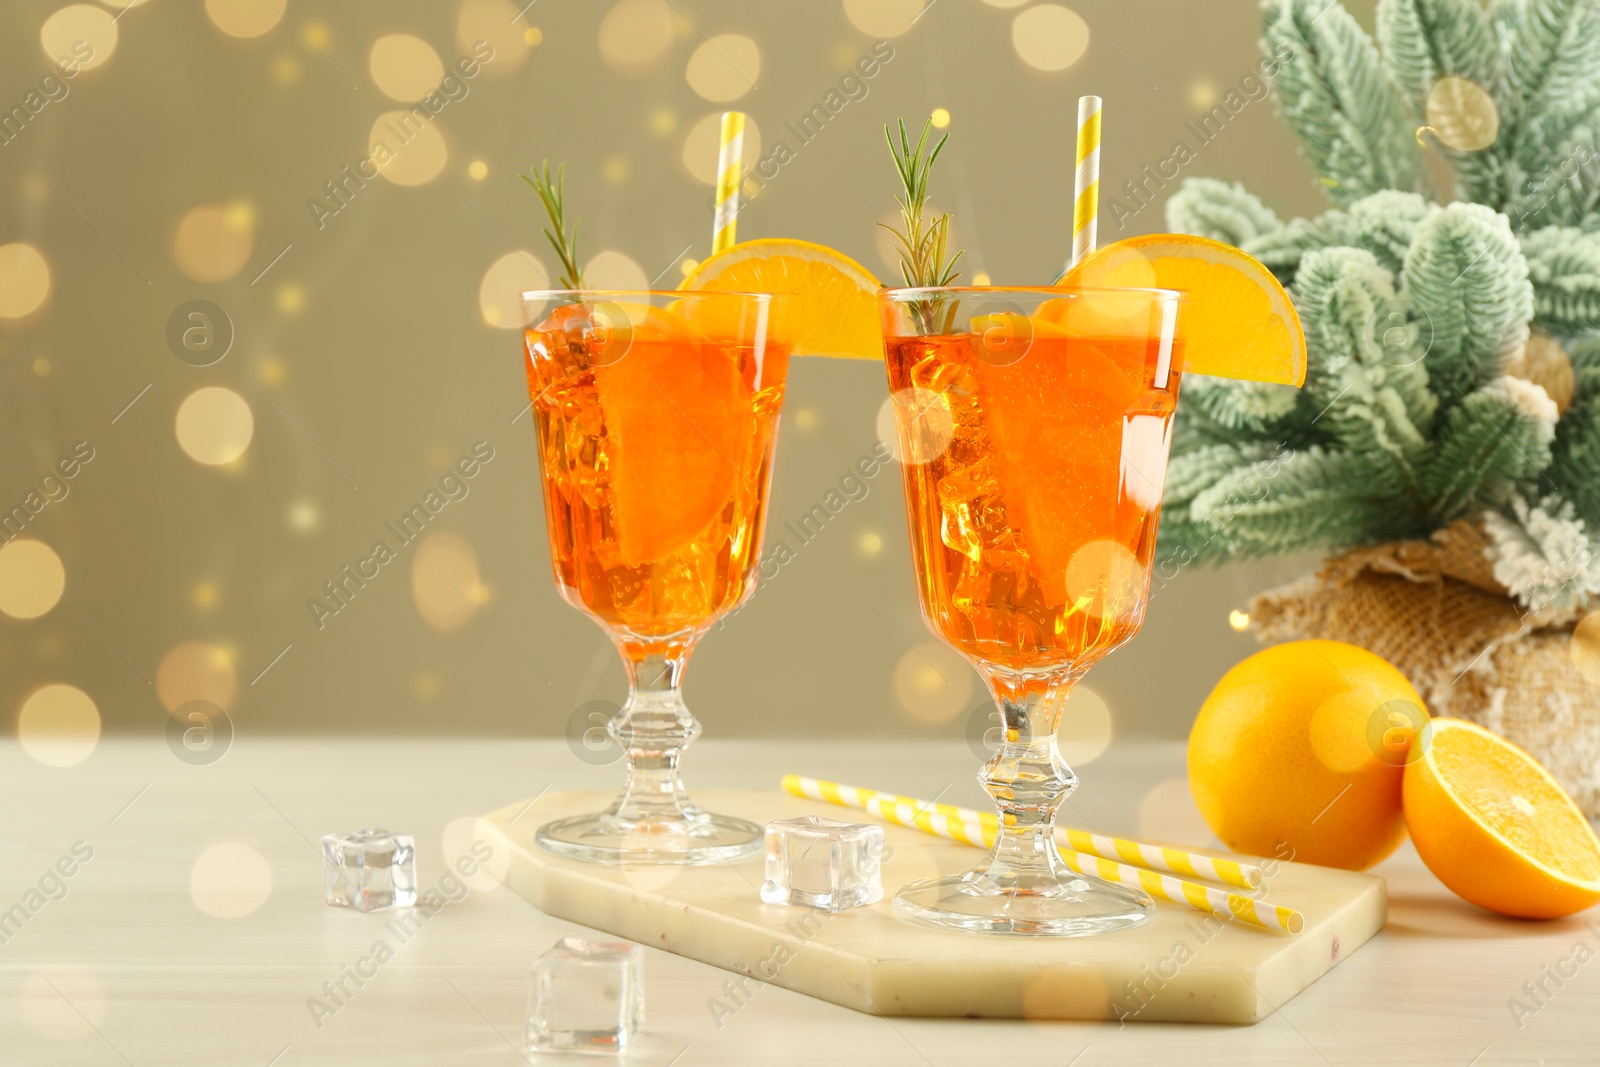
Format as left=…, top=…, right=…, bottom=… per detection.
left=883, top=306, right=1181, bottom=673
left=880, top=285, right=1184, bottom=935
left=522, top=290, right=789, bottom=864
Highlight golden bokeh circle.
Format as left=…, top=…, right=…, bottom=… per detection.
left=1065, top=539, right=1145, bottom=620
left=369, top=110, right=450, bottom=186
left=685, top=34, right=760, bottom=103
left=582, top=250, right=649, bottom=291
left=681, top=112, right=761, bottom=185
left=0, top=243, right=52, bottom=319
left=456, top=0, right=531, bottom=74
left=1571, top=612, right=1600, bottom=686
left=205, top=0, right=284, bottom=39
left=1058, top=684, right=1113, bottom=766
left=173, top=203, right=255, bottom=283
left=843, top=0, right=926, bottom=37
left=1426, top=76, right=1499, bottom=152
left=156, top=640, right=238, bottom=714
left=17, top=684, right=101, bottom=768
left=479, top=250, right=549, bottom=328
left=411, top=532, right=483, bottom=633
left=598, top=0, right=674, bottom=74
left=190, top=843, right=273, bottom=918
left=40, top=5, right=118, bottom=69
left=176, top=386, right=255, bottom=466
left=877, top=387, right=956, bottom=465
left=892, top=640, right=974, bottom=724
left=369, top=34, right=446, bottom=102
left=1011, top=4, right=1090, bottom=72
left=0, top=539, right=66, bottom=620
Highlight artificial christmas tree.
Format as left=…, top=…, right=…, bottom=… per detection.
left=1161, top=0, right=1600, bottom=816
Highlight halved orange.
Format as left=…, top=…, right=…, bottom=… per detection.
left=1404, top=718, right=1600, bottom=918
left=680, top=238, right=881, bottom=360
left=1060, top=233, right=1306, bottom=387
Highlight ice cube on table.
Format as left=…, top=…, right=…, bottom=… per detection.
left=760, top=815, right=884, bottom=912
left=322, top=828, right=416, bottom=912
left=527, top=937, right=645, bottom=1054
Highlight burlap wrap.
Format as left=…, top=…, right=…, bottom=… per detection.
left=1250, top=521, right=1600, bottom=821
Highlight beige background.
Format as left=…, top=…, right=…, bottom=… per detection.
left=0, top=0, right=1358, bottom=742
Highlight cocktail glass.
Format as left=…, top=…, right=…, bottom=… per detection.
left=521, top=289, right=790, bottom=864
left=879, top=285, right=1184, bottom=934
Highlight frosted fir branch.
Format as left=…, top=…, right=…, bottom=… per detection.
left=1263, top=0, right=1421, bottom=204
left=1520, top=225, right=1600, bottom=334
left=1547, top=363, right=1600, bottom=526
left=1482, top=493, right=1600, bottom=620
left=1164, top=178, right=1283, bottom=246
left=1400, top=202, right=1534, bottom=402
left=1420, top=375, right=1559, bottom=522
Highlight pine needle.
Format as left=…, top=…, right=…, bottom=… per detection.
left=521, top=161, right=585, bottom=290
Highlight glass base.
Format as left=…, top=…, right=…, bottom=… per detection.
left=535, top=809, right=763, bottom=866
left=893, top=869, right=1156, bottom=936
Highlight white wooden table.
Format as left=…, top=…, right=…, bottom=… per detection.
left=2, top=737, right=1595, bottom=1065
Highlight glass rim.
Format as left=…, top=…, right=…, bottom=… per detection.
left=520, top=288, right=782, bottom=302
left=879, top=285, right=1186, bottom=300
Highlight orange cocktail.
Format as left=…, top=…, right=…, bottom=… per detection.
left=523, top=290, right=788, bottom=864
left=884, top=307, right=1180, bottom=673
left=880, top=286, right=1184, bottom=934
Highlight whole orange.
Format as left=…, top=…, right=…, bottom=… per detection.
left=1187, top=640, right=1428, bottom=870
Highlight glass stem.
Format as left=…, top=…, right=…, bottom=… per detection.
left=975, top=667, right=1081, bottom=888
left=607, top=640, right=705, bottom=826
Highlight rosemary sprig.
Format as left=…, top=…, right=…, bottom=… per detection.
left=521, top=160, right=584, bottom=290
left=880, top=118, right=964, bottom=289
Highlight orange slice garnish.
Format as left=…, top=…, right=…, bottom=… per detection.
left=1062, top=233, right=1306, bottom=386
left=681, top=238, right=881, bottom=360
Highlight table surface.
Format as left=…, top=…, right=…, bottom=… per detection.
left=2, top=737, right=1596, bottom=1066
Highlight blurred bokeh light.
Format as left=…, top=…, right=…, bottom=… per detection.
left=176, top=387, right=255, bottom=466
left=0, top=539, right=65, bottom=620
left=1012, top=4, right=1090, bottom=72
left=369, top=34, right=446, bottom=102
left=0, top=243, right=52, bottom=319
left=17, top=684, right=101, bottom=768
left=156, top=640, right=238, bottom=714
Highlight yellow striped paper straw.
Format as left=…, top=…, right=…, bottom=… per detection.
left=712, top=111, right=746, bottom=254
left=1069, top=94, right=1101, bottom=270
left=782, top=776, right=1300, bottom=934
left=782, top=775, right=1262, bottom=890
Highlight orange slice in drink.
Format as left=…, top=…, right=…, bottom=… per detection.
left=583, top=308, right=752, bottom=566
left=1404, top=718, right=1600, bottom=918
left=1060, top=233, right=1306, bottom=387
left=681, top=238, right=881, bottom=359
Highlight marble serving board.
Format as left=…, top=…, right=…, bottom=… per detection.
left=480, top=789, right=1386, bottom=1024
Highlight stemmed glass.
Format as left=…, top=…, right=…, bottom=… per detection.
left=879, top=285, right=1184, bottom=934
left=521, top=290, right=790, bottom=864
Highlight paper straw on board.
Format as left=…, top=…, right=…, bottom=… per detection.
left=782, top=775, right=1299, bottom=934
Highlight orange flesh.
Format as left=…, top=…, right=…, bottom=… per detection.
left=1430, top=723, right=1600, bottom=881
